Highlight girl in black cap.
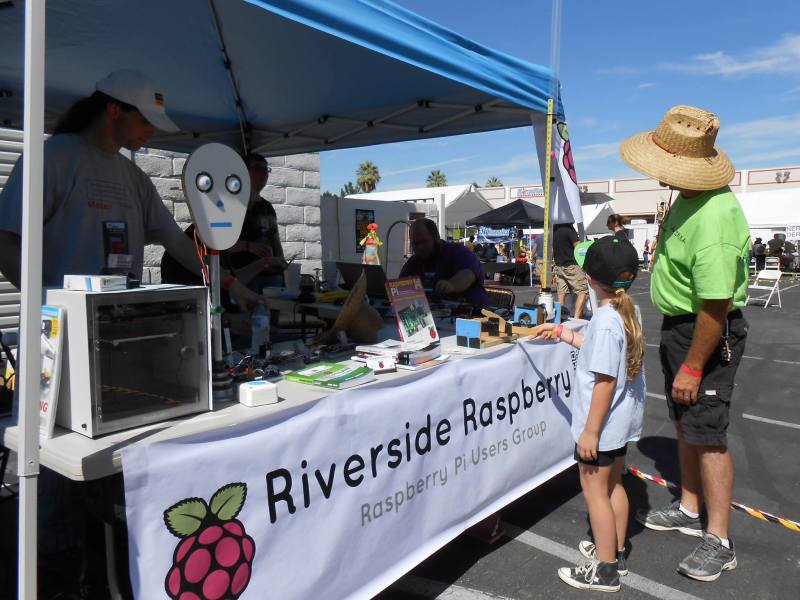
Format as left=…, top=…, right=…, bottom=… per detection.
left=531, top=235, right=646, bottom=592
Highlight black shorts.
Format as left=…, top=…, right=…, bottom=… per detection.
left=574, top=444, right=628, bottom=467
left=660, top=310, right=748, bottom=447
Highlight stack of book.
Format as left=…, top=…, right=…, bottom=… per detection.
left=352, top=340, right=449, bottom=371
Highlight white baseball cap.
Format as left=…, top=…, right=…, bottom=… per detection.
left=95, top=69, right=179, bottom=133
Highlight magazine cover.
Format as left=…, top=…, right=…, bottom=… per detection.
left=39, top=305, right=65, bottom=439
left=384, top=277, right=439, bottom=344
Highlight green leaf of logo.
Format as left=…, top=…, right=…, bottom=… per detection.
left=557, top=122, right=569, bottom=142
left=210, top=483, right=247, bottom=521
left=163, top=498, right=208, bottom=538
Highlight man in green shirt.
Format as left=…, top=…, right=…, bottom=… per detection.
left=620, top=106, right=749, bottom=583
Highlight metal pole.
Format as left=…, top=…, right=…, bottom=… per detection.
left=18, top=1, right=46, bottom=598
left=437, top=193, right=446, bottom=237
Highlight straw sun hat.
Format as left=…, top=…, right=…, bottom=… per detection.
left=619, top=105, right=735, bottom=191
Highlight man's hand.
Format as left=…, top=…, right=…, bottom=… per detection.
left=672, top=369, right=701, bottom=405
left=577, top=429, right=599, bottom=462
left=266, top=257, right=289, bottom=272
left=434, top=279, right=455, bottom=296
left=529, top=323, right=557, bottom=340
left=228, top=280, right=261, bottom=313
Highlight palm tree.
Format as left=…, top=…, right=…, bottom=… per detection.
left=340, top=181, right=360, bottom=197
left=485, top=176, right=503, bottom=187
left=426, top=169, right=447, bottom=187
left=356, top=161, right=380, bottom=192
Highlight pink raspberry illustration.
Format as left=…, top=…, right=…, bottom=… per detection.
left=163, top=483, right=255, bottom=600
left=557, top=122, right=578, bottom=185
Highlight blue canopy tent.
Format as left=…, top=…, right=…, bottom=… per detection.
left=0, top=1, right=564, bottom=597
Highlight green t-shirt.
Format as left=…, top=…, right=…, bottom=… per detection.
left=651, top=187, right=750, bottom=316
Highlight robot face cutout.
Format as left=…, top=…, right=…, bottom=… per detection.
left=182, top=143, right=251, bottom=250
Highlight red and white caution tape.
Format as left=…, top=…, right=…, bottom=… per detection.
left=626, top=465, right=800, bottom=534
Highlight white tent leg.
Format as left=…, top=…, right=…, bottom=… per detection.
left=18, top=1, right=46, bottom=599
left=437, top=193, right=446, bottom=237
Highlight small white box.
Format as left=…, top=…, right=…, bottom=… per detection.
left=63, top=275, right=127, bottom=292
left=238, top=380, right=279, bottom=407
left=366, top=356, right=396, bottom=373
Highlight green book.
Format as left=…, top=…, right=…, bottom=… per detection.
left=284, top=362, right=375, bottom=390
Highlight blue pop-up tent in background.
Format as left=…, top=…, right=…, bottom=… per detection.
left=0, top=1, right=568, bottom=597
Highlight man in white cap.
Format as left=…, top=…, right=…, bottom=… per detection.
left=0, top=69, right=257, bottom=308
left=620, top=106, right=749, bottom=582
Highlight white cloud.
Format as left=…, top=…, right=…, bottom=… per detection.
left=660, top=33, right=800, bottom=76
left=382, top=154, right=479, bottom=177
left=452, top=153, right=538, bottom=179
left=573, top=142, right=619, bottom=163
left=637, top=82, right=656, bottom=89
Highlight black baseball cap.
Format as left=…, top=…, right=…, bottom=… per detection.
left=583, top=235, right=639, bottom=289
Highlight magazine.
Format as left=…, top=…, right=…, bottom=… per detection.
left=39, top=305, right=65, bottom=439
left=384, top=277, right=439, bottom=344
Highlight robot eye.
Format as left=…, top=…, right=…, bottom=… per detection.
left=225, top=174, right=242, bottom=194
left=196, top=172, right=213, bottom=193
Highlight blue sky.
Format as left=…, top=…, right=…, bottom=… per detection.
left=320, top=0, right=800, bottom=193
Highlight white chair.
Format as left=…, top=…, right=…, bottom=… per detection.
left=765, top=256, right=780, bottom=271
left=748, top=257, right=757, bottom=280
left=746, top=270, right=782, bottom=308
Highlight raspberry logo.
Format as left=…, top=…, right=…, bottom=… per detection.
left=557, top=122, right=578, bottom=185
left=163, top=483, right=255, bottom=600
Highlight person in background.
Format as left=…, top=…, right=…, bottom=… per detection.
left=484, top=242, right=498, bottom=261
left=752, top=237, right=766, bottom=272
left=465, top=235, right=475, bottom=251
left=642, top=239, right=651, bottom=272
left=224, top=153, right=288, bottom=291
left=553, top=222, right=589, bottom=319
left=474, top=243, right=486, bottom=259
left=766, top=233, right=783, bottom=256
left=400, top=218, right=490, bottom=307
left=621, top=105, right=748, bottom=582
left=607, top=214, right=629, bottom=241
left=532, top=235, right=645, bottom=593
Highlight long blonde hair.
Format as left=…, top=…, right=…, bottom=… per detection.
left=607, top=287, right=645, bottom=381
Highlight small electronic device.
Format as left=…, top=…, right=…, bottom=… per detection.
left=47, top=285, right=211, bottom=438
left=64, top=274, right=127, bottom=292
left=238, top=380, right=279, bottom=407
left=513, top=306, right=538, bottom=326
left=336, top=262, right=388, bottom=300
left=366, top=355, right=397, bottom=373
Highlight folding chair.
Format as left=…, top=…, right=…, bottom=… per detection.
left=745, top=270, right=782, bottom=308
left=748, top=257, right=757, bottom=280
left=765, top=256, right=781, bottom=271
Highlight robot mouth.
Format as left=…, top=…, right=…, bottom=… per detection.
left=209, top=222, right=233, bottom=228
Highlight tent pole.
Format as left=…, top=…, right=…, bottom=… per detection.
left=18, top=1, right=46, bottom=598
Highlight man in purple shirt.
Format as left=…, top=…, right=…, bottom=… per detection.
left=400, top=218, right=490, bottom=307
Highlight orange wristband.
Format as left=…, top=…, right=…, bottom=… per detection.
left=222, top=275, right=237, bottom=290
left=680, top=364, right=703, bottom=378
left=555, top=324, right=564, bottom=339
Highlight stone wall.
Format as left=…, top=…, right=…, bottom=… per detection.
left=135, top=148, right=321, bottom=283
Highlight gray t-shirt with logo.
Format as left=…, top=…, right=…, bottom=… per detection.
left=571, top=304, right=646, bottom=451
left=0, top=133, right=179, bottom=286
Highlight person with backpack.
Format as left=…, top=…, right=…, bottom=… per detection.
left=752, top=237, right=766, bottom=272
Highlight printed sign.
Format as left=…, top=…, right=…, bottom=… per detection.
left=123, top=341, right=577, bottom=600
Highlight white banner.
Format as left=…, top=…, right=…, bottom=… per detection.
left=123, top=340, right=577, bottom=600
left=532, top=112, right=584, bottom=226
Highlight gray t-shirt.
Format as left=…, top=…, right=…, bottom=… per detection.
left=571, top=304, right=646, bottom=451
left=0, top=133, right=179, bottom=286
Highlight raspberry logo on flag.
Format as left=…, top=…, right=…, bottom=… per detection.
left=557, top=122, right=578, bottom=185
left=163, top=483, right=255, bottom=600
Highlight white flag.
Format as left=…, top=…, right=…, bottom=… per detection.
left=532, top=111, right=584, bottom=227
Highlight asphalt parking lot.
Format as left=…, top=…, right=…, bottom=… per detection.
left=378, top=272, right=800, bottom=600
left=2, top=273, right=799, bottom=599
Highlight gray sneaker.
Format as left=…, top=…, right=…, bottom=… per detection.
left=677, top=532, right=737, bottom=582
left=635, top=501, right=703, bottom=537
left=578, top=541, right=628, bottom=576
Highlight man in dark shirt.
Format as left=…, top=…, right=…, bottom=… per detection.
left=552, top=223, right=588, bottom=318
left=400, top=218, right=490, bottom=307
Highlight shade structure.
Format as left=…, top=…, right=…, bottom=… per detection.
left=467, top=198, right=545, bottom=227
left=0, top=0, right=562, bottom=156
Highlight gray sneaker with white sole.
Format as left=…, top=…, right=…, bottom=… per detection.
left=578, top=541, right=628, bottom=576
left=635, top=501, right=703, bottom=537
left=677, top=532, right=737, bottom=581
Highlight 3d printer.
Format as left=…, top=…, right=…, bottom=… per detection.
left=47, top=285, right=211, bottom=438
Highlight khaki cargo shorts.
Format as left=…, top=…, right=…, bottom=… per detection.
left=554, top=264, right=588, bottom=295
